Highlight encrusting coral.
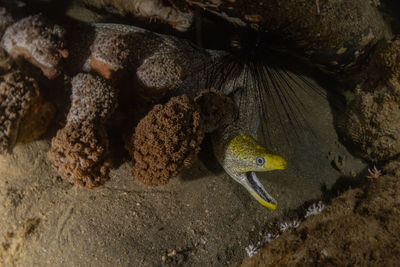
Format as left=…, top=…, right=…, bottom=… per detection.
left=89, top=29, right=134, bottom=79
left=0, top=71, right=54, bottom=155
left=1, top=14, right=68, bottom=79
left=136, top=56, right=183, bottom=97
left=48, top=73, right=118, bottom=188
left=67, top=72, right=118, bottom=124
left=338, top=37, right=400, bottom=161
left=127, top=94, right=205, bottom=186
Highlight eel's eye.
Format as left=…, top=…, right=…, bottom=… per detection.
left=256, top=156, right=265, bottom=166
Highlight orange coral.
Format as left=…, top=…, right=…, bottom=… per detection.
left=0, top=71, right=54, bottom=154
left=48, top=122, right=111, bottom=188
left=48, top=73, right=118, bottom=188
left=127, top=94, right=205, bottom=186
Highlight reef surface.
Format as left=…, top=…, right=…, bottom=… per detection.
left=0, top=1, right=392, bottom=266
left=242, top=160, right=400, bottom=266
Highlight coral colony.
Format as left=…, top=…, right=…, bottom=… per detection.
left=127, top=95, right=205, bottom=186
left=1, top=2, right=399, bottom=210
left=0, top=10, right=238, bottom=189
left=48, top=73, right=118, bottom=188
left=2, top=14, right=68, bottom=79
left=0, top=71, right=54, bottom=154
left=245, top=201, right=325, bottom=257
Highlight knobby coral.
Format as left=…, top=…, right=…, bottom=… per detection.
left=1, top=14, right=68, bottom=79
left=48, top=73, right=118, bottom=188
left=0, top=71, right=54, bottom=155
left=90, top=29, right=134, bottom=79
left=136, top=56, right=183, bottom=96
left=194, top=89, right=237, bottom=133
left=127, top=94, right=205, bottom=186
left=49, top=121, right=111, bottom=188
left=338, top=37, right=400, bottom=161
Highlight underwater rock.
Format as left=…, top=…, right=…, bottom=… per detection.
left=338, top=38, right=400, bottom=162
left=48, top=73, right=118, bottom=188
left=194, top=89, right=237, bottom=133
left=82, top=0, right=193, bottom=31
left=0, top=71, right=54, bottom=155
left=185, top=0, right=389, bottom=72
left=242, top=159, right=400, bottom=266
left=127, top=94, right=205, bottom=186
left=1, top=14, right=68, bottom=79
left=0, top=8, right=14, bottom=38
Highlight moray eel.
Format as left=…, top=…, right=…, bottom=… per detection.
left=212, top=87, right=288, bottom=210
left=214, top=134, right=287, bottom=210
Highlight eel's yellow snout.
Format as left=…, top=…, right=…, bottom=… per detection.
left=264, top=154, right=287, bottom=171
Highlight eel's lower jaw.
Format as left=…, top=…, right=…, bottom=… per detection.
left=242, top=172, right=278, bottom=210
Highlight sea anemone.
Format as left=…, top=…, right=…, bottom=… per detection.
left=127, top=94, right=205, bottom=186
left=0, top=71, right=54, bottom=154
left=48, top=73, right=118, bottom=188
left=1, top=14, right=68, bottom=79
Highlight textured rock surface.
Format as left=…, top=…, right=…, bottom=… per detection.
left=338, top=37, right=400, bottom=161
left=242, top=160, right=400, bottom=266
left=183, top=0, right=390, bottom=72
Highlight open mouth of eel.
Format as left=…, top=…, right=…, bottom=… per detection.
left=243, top=172, right=278, bottom=210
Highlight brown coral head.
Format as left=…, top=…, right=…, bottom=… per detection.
left=1, top=14, right=68, bottom=79
left=0, top=71, right=53, bottom=155
left=338, top=38, right=400, bottom=162
left=68, top=73, right=118, bottom=124
left=128, top=94, right=205, bottom=186
left=48, top=121, right=111, bottom=188
left=338, top=83, right=400, bottom=162
left=194, top=89, right=238, bottom=133
left=366, top=38, right=400, bottom=85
